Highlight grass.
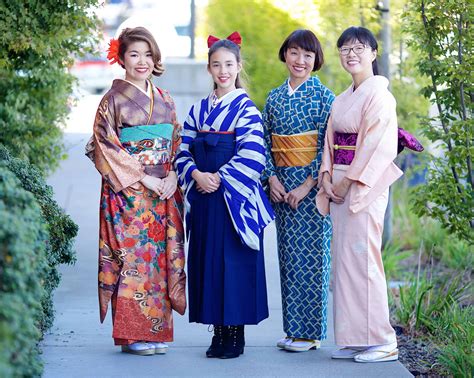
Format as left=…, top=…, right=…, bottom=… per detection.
left=388, top=173, right=473, bottom=376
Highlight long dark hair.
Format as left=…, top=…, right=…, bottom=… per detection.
left=208, top=39, right=244, bottom=89
left=337, top=26, right=378, bottom=75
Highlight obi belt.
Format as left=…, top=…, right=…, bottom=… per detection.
left=119, top=123, right=174, bottom=178
left=271, top=131, right=317, bottom=167
left=334, top=128, right=424, bottom=165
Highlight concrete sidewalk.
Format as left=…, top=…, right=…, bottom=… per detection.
left=41, top=133, right=411, bottom=377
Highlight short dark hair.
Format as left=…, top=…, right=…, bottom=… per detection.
left=118, top=27, right=164, bottom=77
left=278, top=29, right=324, bottom=71
left=337, top=26, right=379, bottom=75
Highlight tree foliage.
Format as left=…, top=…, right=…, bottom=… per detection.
left=206, top=0, right=303, bottom=109
left=0, top=1, right=99, bottom=173
left=404, top=0, right=474, bottom=243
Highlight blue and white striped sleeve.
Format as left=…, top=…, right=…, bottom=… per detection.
left=218, top=101, right=266, bottom=203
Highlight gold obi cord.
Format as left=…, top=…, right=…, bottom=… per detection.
left=271, top=131, right=317, bottom=167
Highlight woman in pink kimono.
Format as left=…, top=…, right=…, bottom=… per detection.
left=316, top=26, right=401, bottom=363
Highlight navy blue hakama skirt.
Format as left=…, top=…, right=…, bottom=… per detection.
left=187, top=132, right=269, bottom=325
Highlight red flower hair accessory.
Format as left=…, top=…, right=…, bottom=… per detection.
left=106, top=38, right=120, bottom=65
left=207, top=31, right=242, bottom=48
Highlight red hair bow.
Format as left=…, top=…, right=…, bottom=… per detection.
left=107, top=38, right=120, bottom=65
left=207, top=31, right=242, bottom=48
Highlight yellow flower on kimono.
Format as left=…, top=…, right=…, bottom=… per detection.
left=99, top=271, right=116, bottom=285
left=140, top=210, right=155, bottom=225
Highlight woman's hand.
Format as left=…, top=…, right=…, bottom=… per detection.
left=284, top=176, right=315, bottom=210
left=332, top=177, right=352, bottom=200
left=268, top=175, right=287, bottom=203
left=192, top=170, right=220, bottom=193
left=140, top=175, right=163, bottom=195
left=321, top=172, right=344, bottom=204
left=160, top=171, right=178, bottom=200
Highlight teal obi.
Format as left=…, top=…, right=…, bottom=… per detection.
left=119, top=124, right=174, bottom=177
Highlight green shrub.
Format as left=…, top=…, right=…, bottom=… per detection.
left=393, top=272, right=469, bottom=334
left=433, top=305, right=474, bottom=377
left=0, top=163, right=47, bottom=377
left=0, top=1, right=99, bottom=173
left=0, top=145, right=78, bottom=332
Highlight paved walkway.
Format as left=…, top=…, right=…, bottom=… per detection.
left=41, top=133, right=411, bottom=377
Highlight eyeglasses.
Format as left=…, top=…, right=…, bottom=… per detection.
left=338, top=45, right=368, bottom=56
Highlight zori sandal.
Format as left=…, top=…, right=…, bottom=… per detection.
left=354, top=348, right=399, bottom=363
left=331, top=347, right=368, bottom=359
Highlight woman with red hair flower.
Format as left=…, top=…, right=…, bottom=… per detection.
left=85, top=27, right=185, bottom=356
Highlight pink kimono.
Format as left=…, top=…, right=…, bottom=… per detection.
left=316, top=75, right=402, bottom=346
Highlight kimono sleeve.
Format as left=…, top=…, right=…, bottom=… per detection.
left=166, top=94, right=182, bottom=171
left=91, top=95, right=145, bottom=193
left=218, top=103, right=266, bottom=203
left=318, top=113, right=335, bottom=186
left=311, top=89, right=334, bottom=180
left=345, top=92, right=398, bottom=188
left=261, top=97, right=276, bottom=181
left=174, top=104, right=198, bottom=192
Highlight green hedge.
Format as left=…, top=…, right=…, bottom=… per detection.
left=0, top=0, right=98, bottom=173
left=0, top=163, right=47, bottom=377
left=0, top=146, right=78, bottom=376
left=0, top=145, right=78, bottom=332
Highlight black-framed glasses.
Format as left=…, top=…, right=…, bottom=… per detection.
left=338, top=45, right=367, bottom=56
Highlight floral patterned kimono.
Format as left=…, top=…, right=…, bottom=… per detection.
left=86, top=79, right=185, bottom=345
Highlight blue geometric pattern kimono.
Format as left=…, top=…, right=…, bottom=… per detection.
left=176, top=89, right=274, bottom=325
left=262, top=77, right=334, bottom=340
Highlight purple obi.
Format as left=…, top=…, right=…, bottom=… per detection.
left=333, top=128, right=424, bottom=165
left=334, top=132, right=357, bottom=165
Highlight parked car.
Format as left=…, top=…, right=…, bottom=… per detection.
left=70, top=52, right=116, bottom=94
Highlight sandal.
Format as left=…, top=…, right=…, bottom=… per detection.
left=284, top=338, right=321, bottom=352
left=331, top=347, right=368, bottom=359
left=121, top=342, right=155, bottom=356
left=276, top=336, right=293, bottom=349
left=354, top=348, right=399, bottom=363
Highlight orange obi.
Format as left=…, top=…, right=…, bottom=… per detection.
left=271, top=131, right=317, bottom=167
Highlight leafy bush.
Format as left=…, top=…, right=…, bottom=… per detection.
left=0, top=145, right=78, bottom=332
left=0, top=1, right=99, bottom=173
left=404, top=0, right=474, bottom=243
left=0, top=164, right=47, bottom=377
left=392, top=176, right=472, bottom=271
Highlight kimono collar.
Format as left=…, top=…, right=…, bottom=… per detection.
left=350, top=75, right=389, bottom=94
left=282, top=76, right=321, bottom=98
left=287, top=78, right=306, bottom=96
left=112, top=79, right=155, bottom=113
left=207, top=88, right=246, bottom=110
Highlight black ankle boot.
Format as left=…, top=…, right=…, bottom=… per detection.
left=206, top=325, right=227, bottom=358
left=220, top=325, right=245, bottom=359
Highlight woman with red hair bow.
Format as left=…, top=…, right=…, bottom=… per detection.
left=176, top=32, right=274, bottom=359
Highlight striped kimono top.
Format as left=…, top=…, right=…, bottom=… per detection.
left=175, top=89, right=274, bottom=250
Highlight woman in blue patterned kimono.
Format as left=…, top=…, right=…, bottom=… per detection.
left=262, top=29, right=334, bottom=352
left=175, top=32, right=274, bottom=359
